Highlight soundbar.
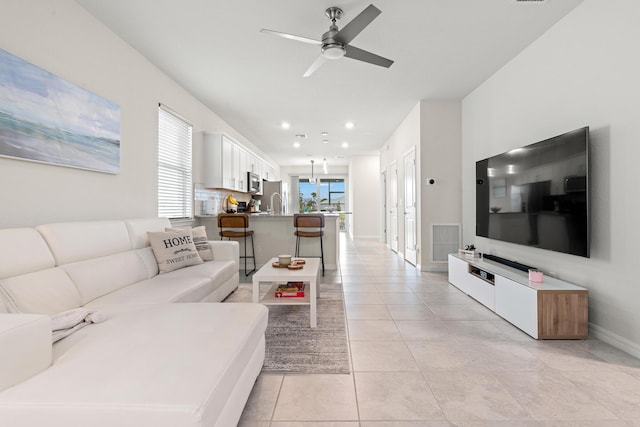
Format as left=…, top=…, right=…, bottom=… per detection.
left=481, top=254, right=536, bottom=273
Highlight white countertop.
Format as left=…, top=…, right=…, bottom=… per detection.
left=197, top=212, right=345, bottom=219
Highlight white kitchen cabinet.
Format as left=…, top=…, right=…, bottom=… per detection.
left=203, top=132, right=235, bottom=190
left=263, top=163, right=275, bottom=181
left=246, top=152, right=257, bottom=174
left=232, top=143, right=243, bottom=192
left=203, top=131, right=274, bottom=192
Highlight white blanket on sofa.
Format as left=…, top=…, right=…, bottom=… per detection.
left=51, top=308, right=105, bottom=343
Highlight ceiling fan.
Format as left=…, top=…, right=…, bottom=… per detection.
left=261, top=4, right=394, bottom=77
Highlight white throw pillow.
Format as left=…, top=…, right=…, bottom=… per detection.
left=165, top=226, right=213, bottom=261
left=148, top=229, right=203, bottom=274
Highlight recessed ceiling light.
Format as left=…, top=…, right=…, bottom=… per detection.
left=341, top=142, right=349, bottom=148
left=345, top=122, right=354, bottom=129
left=321, top=131, right=329, bottom=137
left=295, top=134, right=307, bottom=139
left=322, top=140, right=329, bottom=144
left=293, top=142, right=300, bottom=148
left=281, top=121, right=290, bottom=129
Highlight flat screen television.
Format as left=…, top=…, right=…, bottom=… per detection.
left=476, top=127, right=590, bottom=257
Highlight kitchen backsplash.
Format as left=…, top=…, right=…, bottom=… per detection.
left=194, top=183, right=252, bottom=215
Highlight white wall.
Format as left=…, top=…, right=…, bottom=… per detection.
left=0, top=0, right=275, bottom=228
left=462, top=0, right=640, bottom=355
left=380, top=101, right=462, bottom=270
left=420, top=101, right=462, bottom=270
left=348, top=156, right=380, bottom=239
left=380, top=103, right=421, bottom=257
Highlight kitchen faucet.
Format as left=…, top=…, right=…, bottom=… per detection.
left=269, top=192, right=282, bottom=215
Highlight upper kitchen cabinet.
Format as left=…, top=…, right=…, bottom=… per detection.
left=203, top=132, right=243, bottom=191
left=203, top=131, right=276, bottom=191
left=263, top=163, right=275, bottom=181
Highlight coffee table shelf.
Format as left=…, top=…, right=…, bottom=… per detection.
left=252, top=257, right=320, bottom=327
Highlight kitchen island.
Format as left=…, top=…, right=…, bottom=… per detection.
left=198, top=213, right=339, bottom=272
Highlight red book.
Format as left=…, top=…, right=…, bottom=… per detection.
left=274, top=282, right=305, bottom=298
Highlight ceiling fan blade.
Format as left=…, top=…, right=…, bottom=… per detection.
left=303, top=55, right=327, bottom=77
left=334, top=4, right=381, bottom=45
left=344, top=45, right=394, bottom=68
left=260, top=28, right=321, bottom=45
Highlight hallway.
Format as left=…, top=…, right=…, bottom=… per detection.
left=238, top=235, right=640, bottom=426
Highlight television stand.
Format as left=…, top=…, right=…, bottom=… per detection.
left=448, top=254, right=588, bottom=339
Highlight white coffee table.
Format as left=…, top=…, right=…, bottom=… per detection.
left=252, top=258, right=321, bottom=328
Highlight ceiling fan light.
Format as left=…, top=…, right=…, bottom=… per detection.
left=321, top=43, right=346, bottom=59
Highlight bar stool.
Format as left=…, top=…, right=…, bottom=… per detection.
left=218, top=213, right=256, bottom=276
left=293, top=213, right=324, bottom=276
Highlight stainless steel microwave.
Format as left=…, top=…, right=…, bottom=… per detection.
left=247, top=172, right=261, bottom=194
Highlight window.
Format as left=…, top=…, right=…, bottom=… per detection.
left=158, top=105, right=193, bottom=219
left=299, top=178, right=345, bottom=212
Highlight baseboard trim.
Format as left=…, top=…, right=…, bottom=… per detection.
left=421, top=265, right=448, bottom=273
left=589, top=322, right=640, bottom=359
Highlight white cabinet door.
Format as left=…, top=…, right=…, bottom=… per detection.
left=234, top=145, right=247, bottom=192
left=448, top=254, right=471, bottom=294
left=222, top=136, right=234, bottom=189
left=495, top=276, right=538, bottom=338
left=246, top=152, right=256, bottom=174
left=202, top=132, right=270, bottom=192
left=447, top=255, right=494, bottom=310
left=203, top=132, right=224, bottom=188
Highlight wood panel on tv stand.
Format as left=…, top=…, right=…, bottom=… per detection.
left=448, top=254, right=588, bottom=339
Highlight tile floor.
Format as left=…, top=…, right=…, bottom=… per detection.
left=238, top=235, right=640, bottom=426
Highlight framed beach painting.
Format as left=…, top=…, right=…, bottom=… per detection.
left=0, top=48, right=120, bottom=174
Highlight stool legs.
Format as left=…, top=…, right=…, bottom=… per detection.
left=242, top=233, right=256, bottom=276
left=294, top=234, right=324, bottom=276
left=221, top=234, right=256, bottom=276
left=320, top=235, right=324, bottom=276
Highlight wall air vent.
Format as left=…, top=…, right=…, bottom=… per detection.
left=431, top=224, right=461, bottom=263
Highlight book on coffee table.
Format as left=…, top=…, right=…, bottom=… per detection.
left=274, top=281, right=306, bottom=298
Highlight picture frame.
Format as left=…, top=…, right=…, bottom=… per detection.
left=0, top=48, right=120, bottom=174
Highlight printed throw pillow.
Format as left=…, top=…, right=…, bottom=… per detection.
left=165, top=226, right=213, bottom=261
left=148, top=229, right=203, bottom=274
left=191, top=226, right=214, bottom=261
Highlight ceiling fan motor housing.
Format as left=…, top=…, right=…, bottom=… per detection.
left=321, top=7, right=346, bottom=59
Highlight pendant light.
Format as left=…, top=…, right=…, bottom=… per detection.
left=309, top=159, right=316, bottom=183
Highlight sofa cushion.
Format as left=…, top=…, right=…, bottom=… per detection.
left=84, top=259, right=236, bottom=307
left=125, top=217, right=171, bottom=250
left=0, top=314, right=52, bottom=392
left=133, top=247, right=160, bottom=278
left=0, top=268, right=81, bottom=314
left=0, top=304, right=268, bottom=427
left=148, top=229, right=203, bottom=273
left=0, top=228, right=55, bottom=280
left=36, top=221, right=131, bottom=265
left=62, top=251, right=150, bottom=306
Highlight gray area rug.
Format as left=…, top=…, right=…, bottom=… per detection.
left=224, top=283, right=351, bottom=374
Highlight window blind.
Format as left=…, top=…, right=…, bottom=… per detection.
left=158, top=105, right=193, bottom=219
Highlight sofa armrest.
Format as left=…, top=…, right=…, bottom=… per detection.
left=0, top=314, right=52, bottom=391
left=209, top=240, right=239, bottom=269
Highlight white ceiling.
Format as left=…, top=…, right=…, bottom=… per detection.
left=76, top=0, right=583, bottom=167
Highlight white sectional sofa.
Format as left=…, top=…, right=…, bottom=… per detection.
left=0, top=218, right=268, bottom=427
